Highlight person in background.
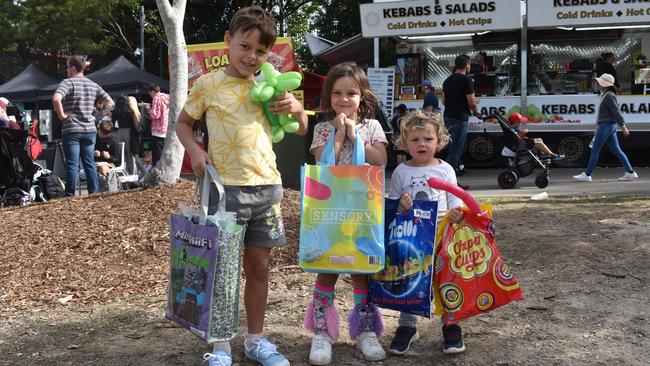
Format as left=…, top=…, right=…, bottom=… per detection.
left=595, top=52, right=619, bottom=88
left=52, top=55, right=112, bottom=196
left=112, top=95, right=140, bottom=175
left=146, top=84, right=170, bottom=168
left=127, top=96, right=146, bottom=176
left=508, top=112, right=565, bottom=161
left=441, top=54, right=479, bottom=189
left=389, top=103, right=409, bottom=164
left=476, top=51, right=495, bottom=72
left=94, top=120, right=121, bottom=173
left=573, top=73, right=637, bottom=182
left=420, top=80, right=439, bottom=113
left=0, top=97, right=20, bottom=129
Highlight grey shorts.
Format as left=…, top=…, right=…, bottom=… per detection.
left=207, top=184, right=286, bottom=248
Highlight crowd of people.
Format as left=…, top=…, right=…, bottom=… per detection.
left=49, top=55, right=169, bottom=196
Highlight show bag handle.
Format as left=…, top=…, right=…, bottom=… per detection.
left=199, top=164, right=226, bottom=225
left=318, top=125, right=365, bottom=166
left=427, top=177, right=481, bottom=215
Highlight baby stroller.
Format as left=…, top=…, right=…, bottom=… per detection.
left=489, top=112, right=551, bottom=189
left=0, top=127, right=39, bottom=206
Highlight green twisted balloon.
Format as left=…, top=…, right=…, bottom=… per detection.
left=250, top=62, right=303, bottom=143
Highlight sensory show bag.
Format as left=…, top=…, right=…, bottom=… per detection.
left=428, top=178, right=523, bottom=325
left=369, top=198, right=438, bottom=318
left=299, top=126, right=385, bottom=274
left=167, top=165, right=245, bottom=343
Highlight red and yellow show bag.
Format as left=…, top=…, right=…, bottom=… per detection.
left=428, top=178, right=523, bottom=325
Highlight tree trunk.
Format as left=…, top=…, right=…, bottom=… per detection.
left=145, top=0, right=188, bottom=187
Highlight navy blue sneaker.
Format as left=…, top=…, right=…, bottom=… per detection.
left=442, top=324, right=465, bottom=354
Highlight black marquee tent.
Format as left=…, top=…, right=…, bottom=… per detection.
left=0, top=63, right=60, bottom=102
left=39, top=56, right=169, bottom=99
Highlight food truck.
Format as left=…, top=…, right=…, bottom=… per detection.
left=360, top=0, right=650, bottom=167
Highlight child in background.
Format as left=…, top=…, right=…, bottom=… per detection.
left=387, top=110, right=467, bottom=356
left=508, top=112, right=564, bottom=161
left=305, top=61, right=388, bottom=365
left=175, top=6, right=308, bottom=366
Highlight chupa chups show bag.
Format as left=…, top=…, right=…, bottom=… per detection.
left=299, top=126, right=385, bottom=274
left=369, top=198, right=438, bottom=318
left=167, top=165, right=244, bottom=342
left=428, top=178, right=523, bottom=325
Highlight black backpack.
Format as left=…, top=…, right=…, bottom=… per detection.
left=34, top=169, right=66, bottom=201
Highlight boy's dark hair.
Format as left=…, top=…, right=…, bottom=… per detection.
left=321, top=61, right=380, bottom=123
left=148, top=84, right=161, bottom=93
left=67, top=55, right=88, bottom=73
left=99, top=120, right=113, bottom=134
left=454, top=54, right=470, bottom=71
left=229, top=6, right=277, bottom=49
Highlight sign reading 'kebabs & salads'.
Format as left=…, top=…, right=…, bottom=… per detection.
left=528, top=0, right=650, bottom=28
left=360, top=0, right=522, bottom=38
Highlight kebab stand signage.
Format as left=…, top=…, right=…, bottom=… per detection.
left=528, top=0, right=650, bottom=28
left=360, top=0, right=522, bottom=37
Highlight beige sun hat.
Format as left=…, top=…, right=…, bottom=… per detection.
left=595, top=73, right=615, bottom=88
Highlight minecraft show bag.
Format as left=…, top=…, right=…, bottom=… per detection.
left=167, top=165, right=244, bottom=343
left=428, top=178, right=523, bottom=326
left=299, top=127, right=385, bottom=274
left=369, top=199, right=438, bottom=318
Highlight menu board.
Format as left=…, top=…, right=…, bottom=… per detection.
left=360, top=0, right=522, bottom=38
left=368, top=68, right=396, bottom=119
left=528, top=1, right=650, bottom=28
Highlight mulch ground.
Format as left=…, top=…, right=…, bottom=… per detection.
left=0, top=180, right=302, bottom=316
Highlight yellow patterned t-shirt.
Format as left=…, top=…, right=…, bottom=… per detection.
left=184, top=71, right=281, bottom=186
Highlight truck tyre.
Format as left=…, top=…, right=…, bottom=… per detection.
left=468, top=135, right=498, bottom=164
left=557, top=136, right=588, bottom=164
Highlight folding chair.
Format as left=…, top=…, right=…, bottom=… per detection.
left=110, top=142, right=139, bottom=189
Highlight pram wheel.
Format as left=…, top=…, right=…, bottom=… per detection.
left=498, top=170, right=518, bottom=189
left=535, top=174, right=550, bottom=189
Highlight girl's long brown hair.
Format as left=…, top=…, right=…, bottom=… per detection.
left=320, top=61, right=380, bottom=123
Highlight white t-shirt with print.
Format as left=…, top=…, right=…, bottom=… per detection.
left=388, top=160, right=463, bottom=222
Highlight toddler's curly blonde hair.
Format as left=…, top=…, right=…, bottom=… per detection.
left=394, top=110, right=450, bottom=152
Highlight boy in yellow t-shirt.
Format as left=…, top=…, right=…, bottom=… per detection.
left=176, top=6, right=307, bottom=366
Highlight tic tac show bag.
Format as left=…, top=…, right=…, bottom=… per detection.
left=299, top=127, right=385, bottom=274
left=428, top=178, right=523, bottom=325
left=167, top=165, right=245, bottom=343
left=369, top=199, right=438, bottom=318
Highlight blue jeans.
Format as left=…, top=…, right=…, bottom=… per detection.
left=585, top=122, right=633, bottom=176
left=62, top=132, right=99, bottom=196
left=443, top=115, right=469, bottom=170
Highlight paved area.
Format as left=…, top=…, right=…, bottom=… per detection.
left=455, top=166, right=649, bottom=198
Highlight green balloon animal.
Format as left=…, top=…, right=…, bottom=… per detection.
left=250, top=62, right=303, bottom=143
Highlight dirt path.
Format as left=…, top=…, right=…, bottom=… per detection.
left=0, top=188, right=648, bottom=366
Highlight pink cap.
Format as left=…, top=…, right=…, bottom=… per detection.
left=0, top=97, right=8, bottom=108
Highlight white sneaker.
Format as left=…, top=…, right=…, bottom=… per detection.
left=618, top=171, right=638, bottom=181
left=309, top=333, right=333, bottom=365
left=203, top=351, right=232, bottom=366
left=573, top=172, right=592, bottom=182
left=356, top=332, right=386, bottom=361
